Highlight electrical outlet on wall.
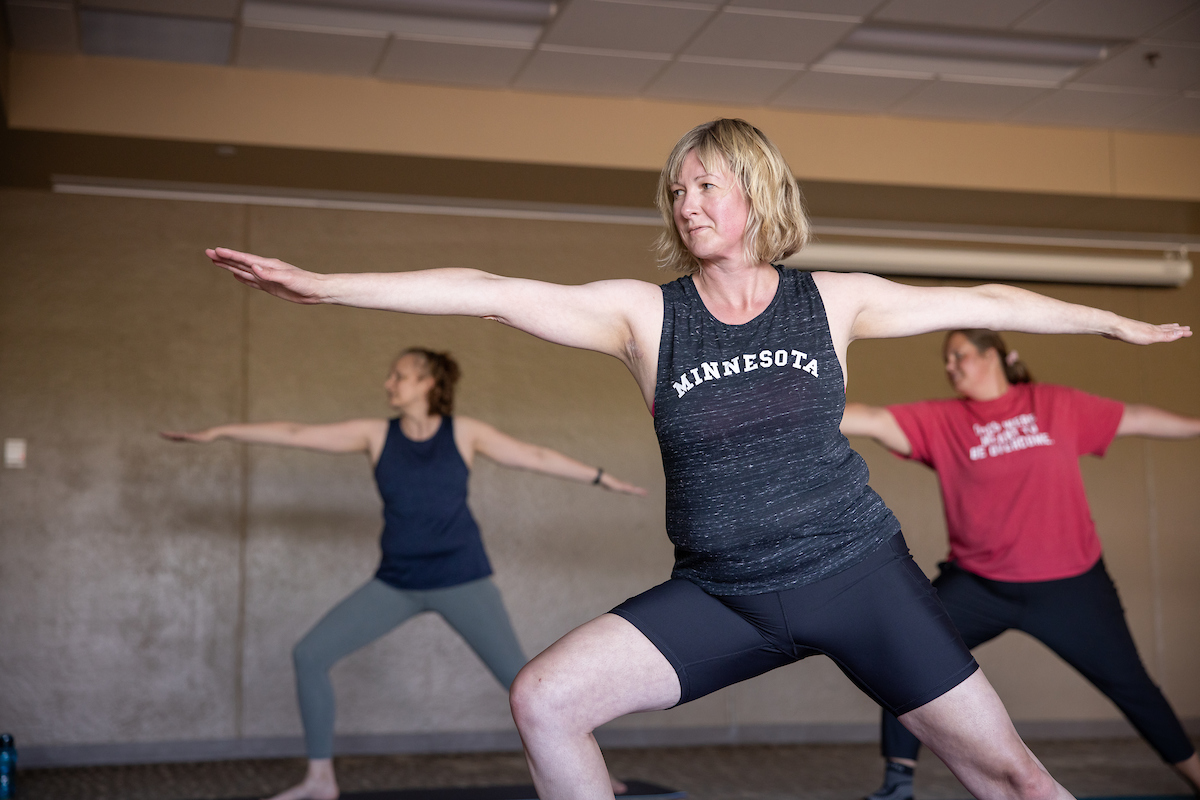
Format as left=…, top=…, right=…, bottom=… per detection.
left=5, top=439, right=26, bottom=469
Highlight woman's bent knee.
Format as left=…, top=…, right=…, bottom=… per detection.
left=510, top=660, right=571, bottom=731
left=292, top=638, right=329, bottom=674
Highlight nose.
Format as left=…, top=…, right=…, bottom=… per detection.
left=677, top=188, right=699, bottom=217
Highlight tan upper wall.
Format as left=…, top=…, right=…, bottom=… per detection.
left=9, top=51, right=1200, bottom=203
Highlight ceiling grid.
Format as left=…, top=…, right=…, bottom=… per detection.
left=3, top=0, right=1199, bottom=133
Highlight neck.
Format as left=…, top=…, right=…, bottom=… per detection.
left=693, top=261, right=778, bottom=325
left=966, top=377, right=1012, bottom=402
left=399, top=407, right=440, bottom=437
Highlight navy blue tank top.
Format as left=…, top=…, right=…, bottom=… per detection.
left=654, top=266, right=900, bottom=595
left=373, top=416, right=492, bottom=590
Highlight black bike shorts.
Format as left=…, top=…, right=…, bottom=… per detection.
left=611, top=533, right=977, bottom=716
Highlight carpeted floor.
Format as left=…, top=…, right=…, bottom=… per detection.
left=13, top=737, right=1198, bottom=800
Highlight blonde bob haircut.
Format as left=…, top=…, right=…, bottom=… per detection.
left=655, top=118, right=810, bottom=274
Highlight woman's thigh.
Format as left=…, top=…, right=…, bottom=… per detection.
left=900, top=670, right=1059, bottom=798
left=778, top=535, right=978, bottom=716
left=514, top=613, right=683, bottom=730
left=295, top=579, right=424, bottom=666
left=611, top=578, right=795, bottom=705
left=931, top=564, right=1019, bottom=649
left=1019, top=561, right=1147, bottom=682
left=426, top=577, right=527, bottom=689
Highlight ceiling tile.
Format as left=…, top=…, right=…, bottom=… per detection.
left=376, top=38, right=530, bottom=87
left=78, top=8, right=232, bottom=63
left=890, top=79, right=1048, bottom=120
left=643, top=58, right=800, bottom=104
left=80, top=0, right=237, bottom=21
left=1120, top=94, right=1200, bottom=133
left=772, top=68, right=926, bottom=111
left=1147, top=4, right=1200, bottom=42
left=1011, top=86, right=1171, bottom=127
left=6, top=0, right=79, bottom=51
left=542, top=0, right=714, bottom=53
left=685, top=8, right=856, bottom=63
left=515, top=48, right=667, bottom=95
left=1073, top=43, right=1200, bottom=91
left=727, top=0, right=881, bottom=16
left=871, top=0, right=1043, bottom=30
left=235, top=25, right=387, bottom=75
left=1014, top=0, right=1196, bottom=39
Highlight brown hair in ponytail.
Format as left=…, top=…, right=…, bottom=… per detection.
left=947, top=330, right=1033, bottom=385
left=399, top=348, right=461, bottom=416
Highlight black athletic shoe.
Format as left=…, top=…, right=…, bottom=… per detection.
left=864, top=762, right=914, bottom=800
left=863, top=783, right=913, bottom=800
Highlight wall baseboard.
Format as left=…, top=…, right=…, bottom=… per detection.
left=19, top=718, right=1200, bottom=769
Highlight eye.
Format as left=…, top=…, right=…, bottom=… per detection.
left=670, top=188, right=685, bottom=198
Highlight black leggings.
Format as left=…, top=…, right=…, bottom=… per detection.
left=881, top=559, right=1195, bottom=765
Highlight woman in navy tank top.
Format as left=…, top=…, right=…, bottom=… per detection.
left=164, top=348, right=643, bottom=800
left=204, top=119, right=1191, bottom=800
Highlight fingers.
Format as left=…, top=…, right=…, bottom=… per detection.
left=207, top=249, right=263, bottom=284
left=206, top=248, right=281, bottom=282
left=1117, top=321, right=1192, bottom=345
left=604, top=478, right=648, bottom=496
left=1163, top=324, right=1192, bottom=339
left=1145, top=323, right=1192, bottom=344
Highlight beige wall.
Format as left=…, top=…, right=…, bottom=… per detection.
left=9, top=52, right=1200, bottom=201
left=1, top=187, right=1198, bottom=763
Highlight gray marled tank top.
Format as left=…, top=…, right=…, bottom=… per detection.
left=654, top=266, right=900, bottom=595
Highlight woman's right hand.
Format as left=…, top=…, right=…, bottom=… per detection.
left=160, top=429, right=217, bottom=444
left=206, top=248, right=328, bottom=305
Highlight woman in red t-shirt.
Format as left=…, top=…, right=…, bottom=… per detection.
left=843, top=329, right=1200, bottom=800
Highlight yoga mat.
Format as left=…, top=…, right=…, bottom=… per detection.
left=218, top=779, right=685, bottom=800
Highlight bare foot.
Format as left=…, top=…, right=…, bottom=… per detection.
left=263, top=778, right=338, bottom=800
left=264, top=759, right=339, bottom=800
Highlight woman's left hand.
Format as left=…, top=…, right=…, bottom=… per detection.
left=1104, top=320, right=1192, bottom=345
left=599, top=472, right=648, bottom=496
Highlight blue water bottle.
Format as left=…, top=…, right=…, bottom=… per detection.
left=0, top=733, right=17, bottom=798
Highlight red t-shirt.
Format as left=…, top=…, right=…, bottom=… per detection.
left=888, top=383, right=1124, bottom=582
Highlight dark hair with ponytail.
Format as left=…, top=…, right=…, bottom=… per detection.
left=399, top=348, right=461, bottom=416
left=947, top=330, right=1033, bottom=385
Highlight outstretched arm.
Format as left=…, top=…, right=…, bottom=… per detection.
left=161, top=419, right=387, bottom=458
left=1115, top=404, right=1200, bottom=439
left=204, top=248, right=663, bottom=370
left=455, top=417, right=647, bottom=496
left=841, top=403, right=913, bottom=456
left=816, top=272, right=1191, bottom=347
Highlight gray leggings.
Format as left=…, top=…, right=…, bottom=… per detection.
left=292, top=576, right=527, bottom=758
